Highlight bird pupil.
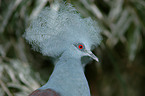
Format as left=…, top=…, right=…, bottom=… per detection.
left=79, top=45, right=83, bottom=49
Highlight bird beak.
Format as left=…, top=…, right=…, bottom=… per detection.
left=85, top=50, right=99, bottom=62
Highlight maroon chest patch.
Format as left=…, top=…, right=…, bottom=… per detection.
left=29, top=89, right=60, bottom=96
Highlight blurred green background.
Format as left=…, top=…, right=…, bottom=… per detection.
left=0, top=0, right=145, bottom=96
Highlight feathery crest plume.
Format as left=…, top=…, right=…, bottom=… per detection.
left=24, top=2, right=102, bottom=58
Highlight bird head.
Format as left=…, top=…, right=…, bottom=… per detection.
left=24, top=2, right=102, bottom=62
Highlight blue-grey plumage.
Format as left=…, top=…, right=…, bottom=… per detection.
left=25, top=2, right=102, bottom=96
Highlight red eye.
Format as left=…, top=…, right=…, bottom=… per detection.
left=78, top=45, right=83, bottom=49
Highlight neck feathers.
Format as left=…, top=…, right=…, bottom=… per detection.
left=39, top=57, right=90, bottom=96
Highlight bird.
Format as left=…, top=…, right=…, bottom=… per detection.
left=24, top=1, right=102, bottom=96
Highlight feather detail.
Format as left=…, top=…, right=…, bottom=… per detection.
left=24, top=2, right=102, bottom=58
